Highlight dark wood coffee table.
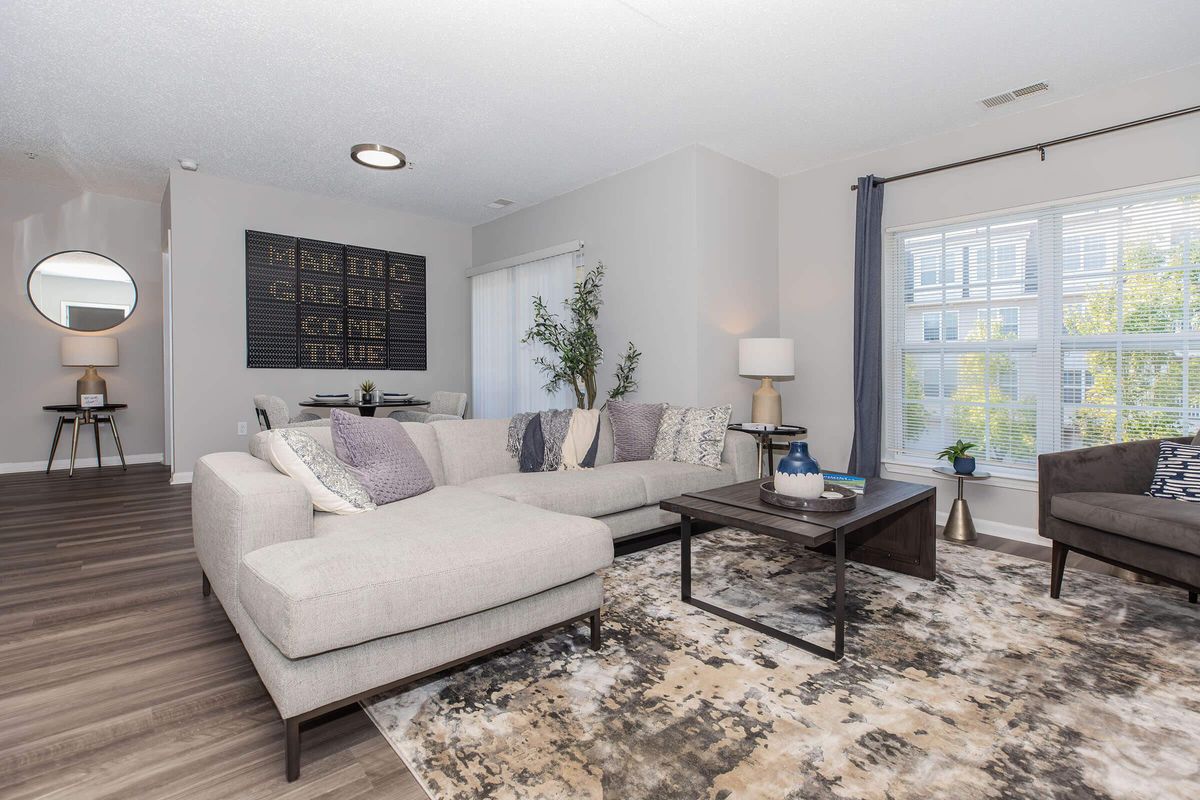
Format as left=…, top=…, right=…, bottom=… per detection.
left=660, top=477, right=935, bottom=661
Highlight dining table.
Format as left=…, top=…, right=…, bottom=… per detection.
left=297, top=398, right=430, bottom=417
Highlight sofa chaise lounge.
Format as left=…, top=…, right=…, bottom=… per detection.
left=192, top=416, right=756, bottom=780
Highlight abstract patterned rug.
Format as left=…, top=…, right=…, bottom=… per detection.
left=363, top=531, right=1200, bottom=799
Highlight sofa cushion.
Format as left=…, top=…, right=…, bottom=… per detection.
left=464, top=469, right=648, bottom=518
left=607, top=400, right=667, bottom=462
left=652, top=404, right=733, bottom=468
left=1051, top=492, right=1200, bottom=557
left=240, top=485, right=613, bottom=658
left=597, top=459, right=737, bottom=506
left=432, top=418, right=519, bottom=484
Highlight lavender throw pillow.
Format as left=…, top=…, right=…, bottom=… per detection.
left=607, top=400, right=667, bottom=462
left=330, top=409, right=434, bottom=505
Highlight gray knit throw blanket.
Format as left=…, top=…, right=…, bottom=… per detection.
left=507, top=409, right=575, bottom=471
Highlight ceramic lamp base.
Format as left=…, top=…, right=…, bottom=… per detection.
left=76, top=366, right=107, bottom=406
left=751, top=377, right=782, bottom=425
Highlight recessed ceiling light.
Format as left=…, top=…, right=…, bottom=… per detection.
left=486, top=198, right=515, bottom=209
left=351, top=143, right=407, bottom=170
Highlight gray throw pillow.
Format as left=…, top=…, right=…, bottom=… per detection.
left=607, top=400, right=667, bottom=462
left=653, top=404, right=733, bottom=469
left=330, top=409, right=434, bottom=505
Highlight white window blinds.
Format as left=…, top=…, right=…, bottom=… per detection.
left=471, top=249, right=579, bottom=419
left=885, top=182, right=1200, bottom=474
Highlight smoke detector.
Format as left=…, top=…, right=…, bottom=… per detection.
left=179, top=158, right=199, bottom=171
left=485, top=198, right=515, bottom=209
left=980, top=81, right=1049, bottom=109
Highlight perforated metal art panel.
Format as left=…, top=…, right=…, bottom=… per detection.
left=245, top=230, right=427, bottom=370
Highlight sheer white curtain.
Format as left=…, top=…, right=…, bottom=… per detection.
left=471, top=251, right=577, bottom=419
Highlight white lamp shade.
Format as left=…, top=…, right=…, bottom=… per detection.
left=738, top=338, right=794, bottom=377
left=61, top=336, right=119, bottom=367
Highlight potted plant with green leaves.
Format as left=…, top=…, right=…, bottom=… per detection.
left=523, top=262, right=640, bottom=409
left=937, top=439, right=978, bottom=475
left=359, top=379, right=377, bottom=404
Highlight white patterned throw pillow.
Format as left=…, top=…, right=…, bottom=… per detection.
left=652, top=404, right=732, bottom=469
left=265, top=429, right=376, bottom=514
left=1146, top=440, right=1200, bottom=502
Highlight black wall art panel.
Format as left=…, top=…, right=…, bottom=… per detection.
left=245, top=230, right=427, bottom=370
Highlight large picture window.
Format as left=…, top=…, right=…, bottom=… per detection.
left=885, top=182, right=1200, bottom=475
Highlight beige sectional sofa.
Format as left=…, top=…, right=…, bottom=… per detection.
left=191, top=415, right=756, bottom=780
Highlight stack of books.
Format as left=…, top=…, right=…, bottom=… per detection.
left=823, top=472, right=866, bottom=494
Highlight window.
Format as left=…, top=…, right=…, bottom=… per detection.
left=944, top=310, right=959, bottom=342
left=470, top=247, right=581, bottom=418
left=922, top=312, right=941, bottom=341
left=886, top=183, right=1200, bottom=474
left=992, top=307, right=1019, bottom=338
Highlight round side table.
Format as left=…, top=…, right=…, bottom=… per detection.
left=727, top=424, right=807, bottom=478
left=932, top=465, right=991, bottom=543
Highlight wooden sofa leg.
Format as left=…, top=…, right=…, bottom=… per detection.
left=285, top=717, right=300, bottom=782
left=202, top=571, right=211, bottom=598
left=589, top=609, right=602, bottom=651
left=1050, top=541, right=1067, bottom=600
left=1190, top=591, right=1197, bottom=605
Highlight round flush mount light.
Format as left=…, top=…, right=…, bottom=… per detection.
left=351, top=143, right=407, bottom=170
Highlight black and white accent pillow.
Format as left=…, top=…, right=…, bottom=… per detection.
left=1145, top=440, right=1200, bottom=502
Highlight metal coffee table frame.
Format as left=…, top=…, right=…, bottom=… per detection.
left=681, top=514, right=846, bottom=660
left=663, top=477, right=936, bottom=663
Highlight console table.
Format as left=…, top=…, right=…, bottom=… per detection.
left=43, top=404, right=128, bottom=477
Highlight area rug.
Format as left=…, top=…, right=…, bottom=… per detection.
left=363, top=531, right=1200, bottom=799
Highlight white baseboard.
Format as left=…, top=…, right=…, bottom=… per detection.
left=936, top=510, right=1044, bottom=547
left=170, top=471, right=193, bottom=485
left=0, top=453, right=164, bottom=474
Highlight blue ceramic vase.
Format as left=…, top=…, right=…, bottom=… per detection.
left=779, top=442, right=820, bottom=476
left=953, top=456, right=976, bottom=475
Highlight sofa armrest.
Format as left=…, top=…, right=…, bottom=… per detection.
left=1037, top=436, right=1188, bottom=538
left=192, top=452, right=315, bottom=620
left=722, top=431, right=759, bottom=482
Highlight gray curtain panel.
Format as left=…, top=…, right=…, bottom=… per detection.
left=848, top=175, right=884, bottom=478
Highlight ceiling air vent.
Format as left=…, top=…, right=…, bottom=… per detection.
left=485, top=198, right=515, bottom=209
left=980, top=81, right=1050, bottom=109
left=981, top=91, right=1016, bottom=108
left=1012, top=81, right=1050, bottom=98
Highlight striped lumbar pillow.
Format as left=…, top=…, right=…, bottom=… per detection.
left=1145, top=440, right=1200, bottom=502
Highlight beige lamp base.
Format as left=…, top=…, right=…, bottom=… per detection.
left=76, top=366, right=108, bottom=406
left=751, top=377, right=782, bottom=425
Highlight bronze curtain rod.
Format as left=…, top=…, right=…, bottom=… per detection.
left=849, top=104, right=1200, bottom=191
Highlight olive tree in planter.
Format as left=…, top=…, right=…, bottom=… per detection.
left=523, top=262, right=641, bottom=409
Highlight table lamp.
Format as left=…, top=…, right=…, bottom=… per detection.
left=738, top=338, right=794, bottom=425
left=62, top=336, right=118, bottom=405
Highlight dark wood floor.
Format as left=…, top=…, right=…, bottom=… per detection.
left=0, top=464, right=1152, bottom=800
left=0, top=464, right=425, bottom=800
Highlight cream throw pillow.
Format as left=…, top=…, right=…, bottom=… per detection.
left=265, top=429, right=375, bottom=514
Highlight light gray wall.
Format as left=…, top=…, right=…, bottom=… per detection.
left=695, top=146, right=780, bottom=419
left=166, top=170, right=473, bottom=477
left=0, top=179, right=164, bottom=468
left=778, top=64, right=1200, bottom=538
left=473, top=145, right=780, bottom=416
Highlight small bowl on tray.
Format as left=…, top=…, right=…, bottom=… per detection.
left=760, top=480, right=858, bottom=512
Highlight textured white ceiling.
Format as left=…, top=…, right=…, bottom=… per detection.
left=2, top=1, right=1198, bottom=224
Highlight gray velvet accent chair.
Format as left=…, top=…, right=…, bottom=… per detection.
left=1038, top=436, right=1200, bottom=606
left=253, top=394, right=331, bottom=431
left=389, top=390, right=468, bottom=423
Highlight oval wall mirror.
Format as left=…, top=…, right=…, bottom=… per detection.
left=27, top=251, right=138, bottom=331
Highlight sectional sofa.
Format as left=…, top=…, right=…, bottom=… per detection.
left=191, top=415, right=756, bottom=780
